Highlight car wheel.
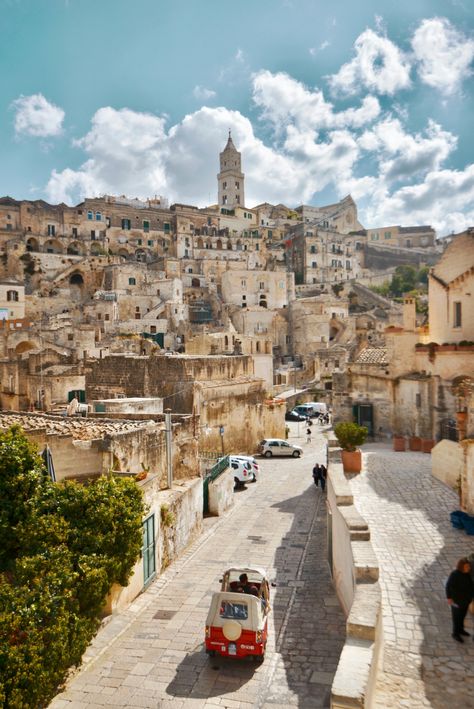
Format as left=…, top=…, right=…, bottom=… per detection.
left=206, top=649, right=216, bottom=657
left=264, top=451, right=272, bottom=458
left=292, top=450, right=300, bottom=458
left=234, top=477, right=241, bottom=488
left=251, top=474, right=257, bottom=483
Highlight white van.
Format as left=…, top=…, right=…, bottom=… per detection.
left=293, top=402, right=327, bottom=418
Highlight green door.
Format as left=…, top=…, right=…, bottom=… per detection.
left=142, top=515, right=156, bottom=588
left=353, top=404, right=374, bottom=437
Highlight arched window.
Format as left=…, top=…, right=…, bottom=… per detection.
left=95, top=211, right=102, bottom=221
left=7, top=290, right=19, bottom=302
left=87, top=210, right=93, bottom=220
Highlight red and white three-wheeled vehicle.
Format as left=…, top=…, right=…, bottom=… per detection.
left=205, top=566, right=271, bottom=661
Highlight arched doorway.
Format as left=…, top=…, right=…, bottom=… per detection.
left=191, top=277, right=200, bottom=288
left=69, top=272, right=84, bottom=302
left=26, top=237, right=39, bottom=252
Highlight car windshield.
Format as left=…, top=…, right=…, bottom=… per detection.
left=219, top=601, right=248, bottom=620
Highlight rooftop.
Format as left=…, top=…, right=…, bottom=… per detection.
left=355, top=347, right=388, bottom=365
left=0, top=412, right=152, bottom=441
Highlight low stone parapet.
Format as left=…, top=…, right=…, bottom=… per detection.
left=328, top=443, right=383, bottom=708
left=208, top=469, right=234, bottom=516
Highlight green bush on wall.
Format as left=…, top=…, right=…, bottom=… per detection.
left=334, top=422, right=368, bottom=451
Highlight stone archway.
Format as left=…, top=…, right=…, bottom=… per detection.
left=69, top=272, right=84, bottom=302
left=15, top=340, right=36, bottom=355
left=26, top=237, right=39, bottom=252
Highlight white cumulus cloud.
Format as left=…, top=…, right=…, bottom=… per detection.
left=192, top=85, right=216, bottom=101
left=412, top=17, right=474, bottom=95
left=359, top=118, right=457, bottom=183
left=328, top=29, right=411, bottom=96
left=252, top=70, right=380, bottom=137
left=12, top=93, right=65, bottom=137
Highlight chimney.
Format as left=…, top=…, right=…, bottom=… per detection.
left=403, top=296, right=416, bottom=331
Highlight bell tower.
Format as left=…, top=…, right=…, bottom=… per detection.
left=217, top=131, right=245, bottom=209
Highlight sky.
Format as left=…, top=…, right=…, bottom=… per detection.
left=2, top=0, right=474, bottom=236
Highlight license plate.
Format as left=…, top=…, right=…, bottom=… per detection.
left=228, top=643, right=237, bottom=655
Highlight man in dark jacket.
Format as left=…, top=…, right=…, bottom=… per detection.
left=446, top=557, right=474, bottom=642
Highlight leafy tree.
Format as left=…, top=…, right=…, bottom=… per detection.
left=0, top=426, right=144, bottom=708
left=0, top=425, right=46, bottom=571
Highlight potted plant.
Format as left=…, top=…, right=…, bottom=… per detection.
left=408, top=435, right=422, bottom=451
left=334, top=422, right=368, bottom=474
left=393, top=434, right=406, bottom=452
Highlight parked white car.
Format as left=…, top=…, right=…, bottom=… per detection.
left=232, top=455, right=259, bottom=477
left=257, top=439, right=303, bottom=458
left=229, top=457, right=257, bottom=487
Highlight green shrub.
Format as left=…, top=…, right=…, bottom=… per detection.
left=334, top=422, right=368, bottom=451
left=0, top=426, right=144, bottom=707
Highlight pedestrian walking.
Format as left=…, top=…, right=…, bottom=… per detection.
left=306, top=426, right=312, bottom=444
left=446, top=557, right=474, bottom=643
left=312, top=463, right=326, bottom=491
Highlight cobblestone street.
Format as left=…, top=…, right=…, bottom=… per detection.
left=351, top=444, right=474, bottom=709
left=50, top=427, right=345, bottom=708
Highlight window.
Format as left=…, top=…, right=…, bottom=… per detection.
left=346, top=260, right=351, bottom=270
left=416, top=393, right=421, bottom=408
left=242, top=294, right=246, bottom=300
left=104, top=313, right=110, bottom=321
left=143, top=220, right=150, bottom=232
left=87, top=210, right=93, bottom=220
left=128, top=278, right=136, bottom=285
left=47, top=224, right=55, bottom=236
left=121, top=218, right=131, bottom=230
left=219, top=601, right=248, bottom=620
left=312, top=261, right=317, bottom=268
left=91, top=230, right=96, bottom=240
left=163, top=222, right=170, bottom=233
left=259, top=282, right=265, bottom=289
left=454, top=302, right=462, bottom=328
left=147, top=240, right=153, bottom=246
left=235, top=181, right=239, bottom=189
left=310, top=245, right=317, bottom=253
left=384, top=231, right=391, bottom=239
left=241, top=279, right=246, bottom=287
left=222, top=195, right=227, bottom=205
left=95, top=212, right=101, bottom=221
left=150, top=325, right=156, bottom=334
left=72, top=227, right=78, bottom=237
left=67, top=333, right=74, bottom=341
left=236, top=195, right=240, bottom=204
left=137, top=239, right=142, bottom=246
left=97, top=313, right=102, bottom=320
left=223, top=181, right=227, bottom=189
left=7, top=290, right=19, bottom=302
left=268, top=230, right=272, bottom=238
left=6, top=223, right=12, bottom=231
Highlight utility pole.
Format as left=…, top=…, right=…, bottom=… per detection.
left=164, top=408, right=173, bottom=489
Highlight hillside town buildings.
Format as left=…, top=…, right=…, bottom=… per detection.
left=1, top=132, right=473, bottom=616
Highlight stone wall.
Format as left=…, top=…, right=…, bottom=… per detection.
left=327, top=443, right=383, bottom=708
left=104, top=477, right=203, bottom=614
left=208, top=469, right=234, bottom=516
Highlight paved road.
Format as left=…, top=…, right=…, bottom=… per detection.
left=50, top=427, right=345, bottom=708
left=350, top=445, right=474, bottom=709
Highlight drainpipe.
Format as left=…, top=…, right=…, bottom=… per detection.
left=165, top=408, right=173, bottom=489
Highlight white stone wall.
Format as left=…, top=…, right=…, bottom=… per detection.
left=431, top=439, right=464, bottom=492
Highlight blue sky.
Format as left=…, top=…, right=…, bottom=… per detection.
left=1, top=0, right=474, bottom=235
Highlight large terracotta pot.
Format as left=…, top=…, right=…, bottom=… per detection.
left=341, top=449, right=362, bottom=474
left=393, top=436, right=406, bottom=452
left=421, top=439, right=435, bottom=454
left=409, top=436, right=422, bottom=452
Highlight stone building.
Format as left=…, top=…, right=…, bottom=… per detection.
left=333, top=232, right=474, bottom=444
left=0, top=280, right=25, bottom=320
left=221, top=269, right=294, bottom=309
left=85, top=352, right=284, bottom=453
left=365, top=224, right=436, bottom=249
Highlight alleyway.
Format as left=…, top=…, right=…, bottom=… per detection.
left=351, top=445, right=474, bottom=709
left=50, top=427, right=345, bottom=709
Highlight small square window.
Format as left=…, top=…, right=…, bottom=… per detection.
left=128, top=278, right=136, bottom=286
